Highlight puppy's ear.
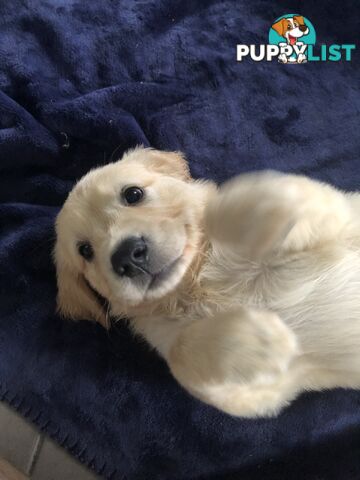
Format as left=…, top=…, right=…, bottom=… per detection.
left=294, top=15, right=305, bottom=26
left=54, top=245, right=108, bottom=329
left=272, top=18, right=287, bottom=37
left=124, top=147, right=191, bottom=181
left=147, top=150, right=191, bottom=181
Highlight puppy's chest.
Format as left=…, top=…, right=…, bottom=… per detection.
left=197, top=258, right=275, bottom=310
left=196, top=252, right=339, bottom=312
left=199, top=247, right=360, bottom=317
left=133, top=265, right=276, bottom=357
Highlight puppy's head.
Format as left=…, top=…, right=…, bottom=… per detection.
left=54, top=147, right=214, bottom=326
left=272, top=16, right=309, bottom=44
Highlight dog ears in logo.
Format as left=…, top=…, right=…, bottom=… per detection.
left=271, top=18, right=287, bottom=37
left=293, top=15, right=306, bottom=26
left=271, top=15, right=307, bottom=37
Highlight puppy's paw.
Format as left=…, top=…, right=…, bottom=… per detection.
left=278, top=53, right=288, bottom=63
left=169, top=308, right=298, bottom=389
left=219, top=308, right=299, bottom=384
left=168, top=308, right=300, bottom=417
left=206, top=171, right=304, bottom=259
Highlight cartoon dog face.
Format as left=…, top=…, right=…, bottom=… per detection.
left=272, top=15, right=309, bottom=45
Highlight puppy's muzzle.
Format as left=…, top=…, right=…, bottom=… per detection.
left=111, top=236, right=149, bottom=278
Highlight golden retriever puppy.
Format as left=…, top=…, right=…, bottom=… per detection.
left=54, top=147, right=360, bottom=417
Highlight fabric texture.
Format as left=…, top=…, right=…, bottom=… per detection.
left=0, top=1, right=360, bottom=479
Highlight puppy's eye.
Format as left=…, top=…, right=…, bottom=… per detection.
left=123, top=186, right=144, bottom=205
left=78, top=242, right=94, bottom=261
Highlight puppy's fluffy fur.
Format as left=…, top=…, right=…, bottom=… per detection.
left=54, top=148, right=360, bottom=417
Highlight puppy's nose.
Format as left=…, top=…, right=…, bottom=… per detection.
left=111, top=237, right=148, bottom=278
left=299, top=24, right=307, bottom=32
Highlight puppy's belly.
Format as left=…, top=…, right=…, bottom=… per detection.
left=203, top=245, right=360, bottom=371
left=269, top=251, right=360, bottom=370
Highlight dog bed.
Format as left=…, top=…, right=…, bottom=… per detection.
left=1, top=1, right=360, bottom=479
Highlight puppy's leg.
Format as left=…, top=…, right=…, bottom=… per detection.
left=206, top=172, right=351, bottom=259
left=168, top=308, right=301, bottom=417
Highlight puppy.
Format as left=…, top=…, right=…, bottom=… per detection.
left=272, top=15, right=309, bottom=63
left=54, top=147, right=360, bottom=417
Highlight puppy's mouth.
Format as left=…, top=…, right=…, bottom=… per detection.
left=288, top=34, right=297, bottom=45
left=84, top=256, right=184, bottom=314
left=147, top=255, right=182, bottom=292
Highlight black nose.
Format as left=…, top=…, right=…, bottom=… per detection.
left=111, top=237, right=148, bottom=278
left=299, top=24, right=307, bottom=32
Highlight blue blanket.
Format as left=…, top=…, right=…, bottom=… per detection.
left=1, top=1, right=360, bottom=479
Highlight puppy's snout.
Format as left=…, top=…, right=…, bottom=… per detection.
left=111, top=236, right=149, bottom=278
left=299, top=24, right=307, bottom=32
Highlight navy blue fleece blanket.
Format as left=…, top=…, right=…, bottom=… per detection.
left=0, top=1, right=360, bottom=479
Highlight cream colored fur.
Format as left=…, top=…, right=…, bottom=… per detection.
left=54, top=147, right=360, bottom=417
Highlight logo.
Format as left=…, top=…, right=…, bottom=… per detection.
left=237, top=14, right=355, bottom=64
left=269, top=14, right=315, bottom=64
